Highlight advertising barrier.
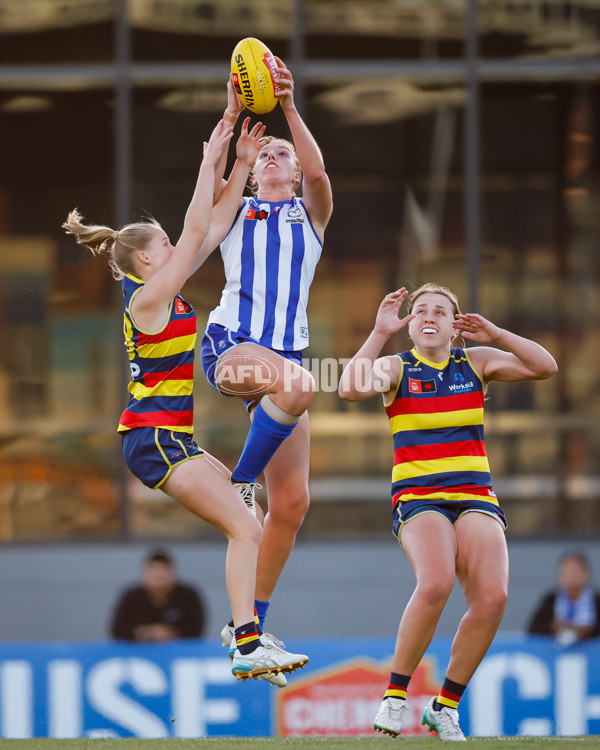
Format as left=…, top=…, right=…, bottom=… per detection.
left=0, top=636, right=599, bottom=738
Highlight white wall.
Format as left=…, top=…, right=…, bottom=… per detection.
left=0, top=539, right=599, bottom=641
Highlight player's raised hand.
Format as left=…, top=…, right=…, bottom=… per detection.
left=453, top=313, right=502, bottom=343
left=374, top=288, right=415, bottom=336
left=236, top=117, right=267, bottom=166
left=226, top=74, right=245, bottom=118
left=203, top=119, right=234, bottom=165
left=273, top=56, right=295, bottom=110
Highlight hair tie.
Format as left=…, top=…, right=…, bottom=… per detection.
left=112, top=230, right=119, bottom=241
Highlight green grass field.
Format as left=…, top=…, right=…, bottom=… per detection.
left=0, top=738, right=598, bottom=750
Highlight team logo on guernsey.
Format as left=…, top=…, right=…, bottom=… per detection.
left=286, top=202, right=304, bottom=223
left=409, top=378, right=437, bottom=393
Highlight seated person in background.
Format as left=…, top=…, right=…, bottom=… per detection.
left=110, top=549, right=206, bottom=641
left=527, top=551, right=600, bottom=644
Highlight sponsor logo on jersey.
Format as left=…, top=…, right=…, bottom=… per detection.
left=448, top=381, right=474, bottom=392
left=245, top=207, right=269, bottom=221
left=407, top=366, right=422, bottom=372
left=409, top=378, right=437, bottom=393
left=300, top=326, right=309, bottom=338
left=175, top=299, right=188, bottom=314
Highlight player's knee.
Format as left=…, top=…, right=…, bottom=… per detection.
left=472, top=586, right=508, bottom=621
left=275, top=368, right=315, bottom=413
left=248, top=516, right=264, bottom=547
left=291, top=387, right=314, bottom=415
left=269, top=488, right=310, bottom=528
left=416, top=578, right=454, bottom=609
left=486, top=587, right=508, bottom=620
left=233, top=514, right=263, bottom=549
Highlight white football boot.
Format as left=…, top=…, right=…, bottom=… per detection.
left=373, top=697, right=408, bottom=737
left=221, top=622, right=288, bottom=687
left=231, top=640, right=308, bottom=682
left=422, top=697, right=466, bottom=741
left=231, top=481, right=262, bottom=516
left=220, top=622, right=236, bottom=658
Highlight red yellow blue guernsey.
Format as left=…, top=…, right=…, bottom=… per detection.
left=385, top=347, right=497, bottom=512
left=118, top=274, right=196, bottom=433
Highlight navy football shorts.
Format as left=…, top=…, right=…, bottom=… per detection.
left=393, top=497, right=507, bottom=543
left=122, top=427, right=204, bottom=489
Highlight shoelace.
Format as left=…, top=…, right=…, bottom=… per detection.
left=437, top=708, right=463, bottom=738
left=385, top=700, right=407, bottom=718
left=262, top=633, right=286, bottom=651
left=233, top=482, right=262, bottom=507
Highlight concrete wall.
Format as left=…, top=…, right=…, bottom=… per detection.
left=0, top=539, right=599, bottom=642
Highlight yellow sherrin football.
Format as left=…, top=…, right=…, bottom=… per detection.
left=231, top=37, right=280, bottom=114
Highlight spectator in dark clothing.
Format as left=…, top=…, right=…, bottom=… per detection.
left=527, top=551, right=600, bottom=644
left=110, top=549, right=206, bottom=641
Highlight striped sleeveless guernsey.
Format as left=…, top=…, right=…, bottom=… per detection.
left=118, top=274, right=196, bottom=433
left=207, top=196, right=323, bottom=351
left=385, top=347, right=497, bottom=510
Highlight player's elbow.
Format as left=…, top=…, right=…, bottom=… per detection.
left=537, top=357, right=558, bottom=379
left=338, top=379, right=363, bottom=402
left=303, top=170, right=330, bottom=197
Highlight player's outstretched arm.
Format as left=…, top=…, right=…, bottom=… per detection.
left=339, top=289, right=414, bottom=402
left=190, top=118, right=266, bottom=274
left=134, top=121, right=232, bottom=324
left=274, top=56, right=333, bottom=235
left=213, top=77, right=247, bottom=203
left=456, top=313, right=558, bottom=383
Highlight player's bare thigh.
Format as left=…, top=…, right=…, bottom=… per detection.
left=216, top=342, right=314, bottom=411
left=400, top=512, right=458, bottom=591
left=163, top=452, right=261, bottom=539
left=454, top=511, right=509, bottom=600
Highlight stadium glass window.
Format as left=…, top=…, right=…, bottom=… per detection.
left=3, top=1, right=599, bottom=543
left=0, top=0, right=116, bottom=64
left=0, top=83, right=121, bottom=541
left=128, top=0, right=293, bottom=62
left=479, top=81, right=600, bottom=534
left=305, top=0, right=466, bottom=60
left=476, top=1, right=600, bottom=59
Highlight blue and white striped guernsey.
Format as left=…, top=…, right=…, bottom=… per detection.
left=207, top=196, right=323, bottom=351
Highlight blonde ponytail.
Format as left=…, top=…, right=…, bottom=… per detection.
left=62, top=209, right=161, bottom=280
